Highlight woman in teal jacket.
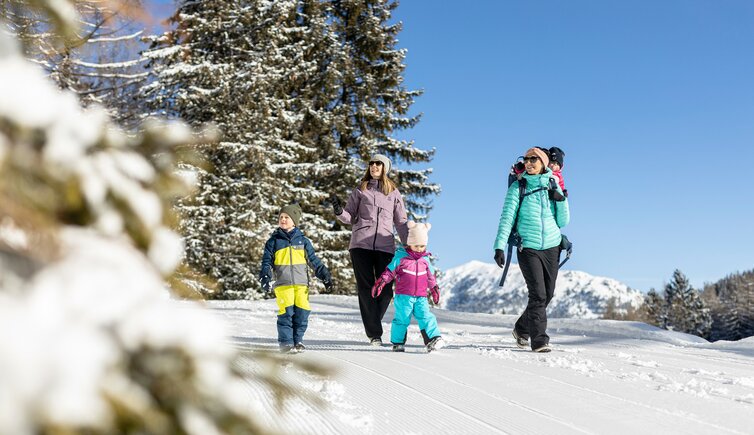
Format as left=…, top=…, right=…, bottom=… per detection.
left=493, top=147, right=569, bottom=352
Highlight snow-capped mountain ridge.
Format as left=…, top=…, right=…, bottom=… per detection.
left=438, top=260, right=644, bottom=319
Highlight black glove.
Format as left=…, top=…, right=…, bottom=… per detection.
left=549, top=189, right=566, bottom=202
left=323, top=280, right=334, bottom=293
left=330, top=194, right=343, bottom=216
left=260, top=273, right=272, bottom=293
left=494, top=249, right=506, bottom=268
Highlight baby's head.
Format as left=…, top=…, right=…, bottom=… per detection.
left=548, top=147, right=565, bottom=171
left=407, top=221, right=431, bottom=252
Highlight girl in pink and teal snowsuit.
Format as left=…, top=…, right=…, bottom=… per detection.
left=372, top=221, right=444, bottom=352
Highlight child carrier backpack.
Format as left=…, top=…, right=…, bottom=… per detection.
left=498, top=157, right=573, bottom=287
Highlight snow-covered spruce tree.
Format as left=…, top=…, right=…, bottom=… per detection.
left=143, top=0, right=437, bottom=298
left=1, top=0, right=150, bottom=127
left=141, top=0, right=280, bottom=298
left=307, top=0, right=440, bottom=292
left=327, top=0, right=439, bottom=220
left=0, top=2, right=323, bottom=432
left=641, top=288, right=666, bottom=327
left=646, top=269, right=711, bottom=338
left=663, top=269, right=711, bottom=337
left=704, top=269, right=754, bottom=341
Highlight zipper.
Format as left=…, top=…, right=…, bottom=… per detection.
left=540, top=188, right=546, bottom=249
left=412, top=259, right=417, bottom=296
left=373, top=204, right=381, bottom=250
left=288, top=244, right=295, bottom=284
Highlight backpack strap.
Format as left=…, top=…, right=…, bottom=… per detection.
left=507, top=178, right=527, bottom=249
left=517, top=176, right=527, bottom=198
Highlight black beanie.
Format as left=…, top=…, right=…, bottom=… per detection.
left=280, top=203, right=302, bottom=226
left=549, top=147, right=565, bottom=168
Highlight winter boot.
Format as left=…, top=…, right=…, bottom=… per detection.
left=279, top=344, right=294, bottom=353
left=392, top=344, right=405, bottom=352
left=533, top=344, right=552, bottom=353
left=294, top=343, right=306, bottom=352
left=512, top=330, right=528, bottom=349
left=426, top=336, right=445, bottom=353
left=369, top=337, right=383, bottom=347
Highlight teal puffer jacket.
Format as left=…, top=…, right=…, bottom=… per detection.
left=494, top=168, right=570, bottom=251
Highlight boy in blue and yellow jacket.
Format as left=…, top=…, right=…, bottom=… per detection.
left=260, top=204, right=333, bottom=353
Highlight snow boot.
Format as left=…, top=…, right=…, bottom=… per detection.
left=279, top=344, right=294, bottom=353
left=533, top=344, right=552, bottom=353
left=294, top=343, right=306, bottom=352
left=392, top=344, right=405, bottom=352
left=512, top=330, right=528, bottom=349
left=369, top=337, right=383, bottom=347
left=426, top=336, right=445, bottom=353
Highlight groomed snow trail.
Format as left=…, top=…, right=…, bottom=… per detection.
left=212, top=296, right=754, bottom=435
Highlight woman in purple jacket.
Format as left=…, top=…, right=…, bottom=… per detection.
left=331, top=154, right=409, bottom=346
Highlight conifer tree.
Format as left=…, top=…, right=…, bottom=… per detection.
left=142, top=0, right=290, bottom=297
left=642, top=288, right=665, bottom=327
left=142, top=0, right=438, bottom=297
left=2, top=0, right=149, bottom=126
left=704, top=269, right=754, bottom=341
left=327, top=0, right=439, bottom=220
left=645, top=269, right=711, bottom=338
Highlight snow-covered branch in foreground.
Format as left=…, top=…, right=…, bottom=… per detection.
left=0, top=230, right=262, bottom=434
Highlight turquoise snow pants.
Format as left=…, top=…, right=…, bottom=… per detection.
left=390, top=294, right=440, bottom=345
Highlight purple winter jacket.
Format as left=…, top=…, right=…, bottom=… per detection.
left=336, top=179, right=409, bottom=253
left=377, top=246, right=437, bottom=297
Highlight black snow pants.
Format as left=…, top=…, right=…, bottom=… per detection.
left=350, top=248, right=394, bottom=340
left=514, top=246, right=561, bottom=349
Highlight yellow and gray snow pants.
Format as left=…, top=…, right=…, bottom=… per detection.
left=275, top=284, right=311, bottom=346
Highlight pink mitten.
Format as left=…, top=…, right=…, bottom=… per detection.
left=429, top=285, right=440, bottom=305
left=372, top=276, right=388, bottom=298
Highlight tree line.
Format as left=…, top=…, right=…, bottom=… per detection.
left=604, top=268, right=754, bottom=342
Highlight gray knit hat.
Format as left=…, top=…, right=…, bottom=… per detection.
left=370, top=154, right=391, bottom=175
left=279, top=203, right=302, bottom=227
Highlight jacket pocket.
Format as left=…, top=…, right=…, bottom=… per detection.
left=354, top=223, right=372, bottom=232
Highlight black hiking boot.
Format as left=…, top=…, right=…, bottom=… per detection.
left=512, top=330, right=528, bottom=349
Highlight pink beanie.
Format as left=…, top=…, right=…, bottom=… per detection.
left=525, top=147, right=549, bottom=168
left=407, top=221, right=431, bottom=246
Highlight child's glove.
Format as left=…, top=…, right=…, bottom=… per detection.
left=260, top=270, right=273, bottom=293
left=512, top=161, right=525, bottom=174
left=323, top=280, right=334, bottom=293
left=372, top=276, right=388, bottom=298
left=429, top=285, right=440, bottom=305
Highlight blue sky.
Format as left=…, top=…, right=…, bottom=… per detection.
left=146, top=1, right=754, bottom=292
left=390, top=1, right=754, bottom=292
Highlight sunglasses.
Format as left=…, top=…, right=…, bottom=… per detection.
left=369, top=161, right=384, bottom=167
left=523, top=156, right=541, bottom=164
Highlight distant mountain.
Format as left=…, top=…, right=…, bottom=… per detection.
left=437, top=260, right=644, bottom=319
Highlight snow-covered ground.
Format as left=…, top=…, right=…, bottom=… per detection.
left=211, top=295, right=754, bottom=434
